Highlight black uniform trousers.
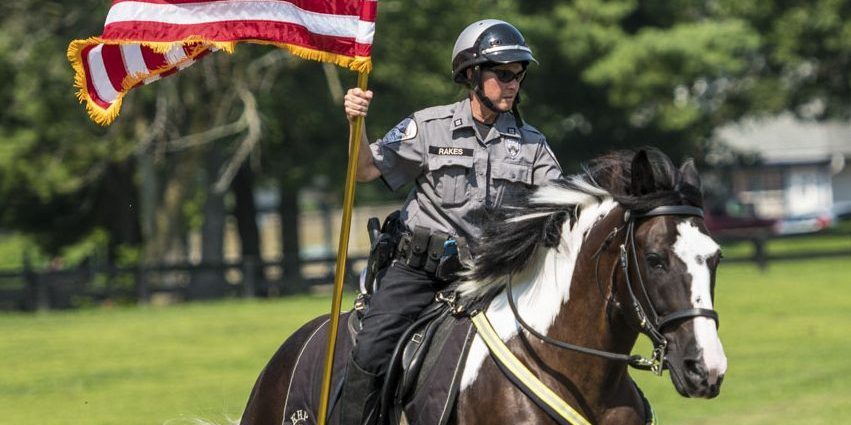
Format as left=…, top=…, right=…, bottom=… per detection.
left=352, top=260, right=444, bottom=375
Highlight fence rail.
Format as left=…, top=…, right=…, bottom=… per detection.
left=1, top=230, right=849, bottom=311
left=715, top=229, right=851, bottom=269
left=0, top=255, right=368, bottom=311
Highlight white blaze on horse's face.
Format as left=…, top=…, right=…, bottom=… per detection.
left=673, top=221, right=728, bottom=385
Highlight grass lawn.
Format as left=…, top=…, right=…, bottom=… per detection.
left=0, top=294, right=354, bottom=425
left=633, top=257, right=851, bottom=425
left=1, top=258, right=850, bottom=424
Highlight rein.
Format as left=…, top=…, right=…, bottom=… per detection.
left=506, top=204, right=719, bottom=374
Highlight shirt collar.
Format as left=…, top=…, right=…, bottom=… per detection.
left=451, top=98, right=475, bottom=132
left=451, top=98, right=521, bottom=142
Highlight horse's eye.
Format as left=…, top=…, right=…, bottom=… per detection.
left=646, top=253, right=665, bottom=270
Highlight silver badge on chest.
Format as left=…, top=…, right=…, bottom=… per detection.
left=504, top=137, right=521, bottom=159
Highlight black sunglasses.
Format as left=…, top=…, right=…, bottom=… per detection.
left=484, top=67, right=527, bottom=83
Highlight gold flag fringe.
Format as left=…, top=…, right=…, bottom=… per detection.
left=67, top=37, right=372, bottom=126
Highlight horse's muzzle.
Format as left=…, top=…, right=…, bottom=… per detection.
left=665, top=325, right=727, bottom=399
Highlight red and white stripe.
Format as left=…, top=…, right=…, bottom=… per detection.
left=70, top=0, right=377, bottom=124
left=81, top=43, right=208, bottom=109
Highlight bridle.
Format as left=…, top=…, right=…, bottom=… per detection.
left=506, top=204, right=720, bottom=374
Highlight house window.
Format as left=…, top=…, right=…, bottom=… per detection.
left=735, top=168, right=783, bottom=192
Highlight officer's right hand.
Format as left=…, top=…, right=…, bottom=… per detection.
left=344, top=88, right=373, bottom=124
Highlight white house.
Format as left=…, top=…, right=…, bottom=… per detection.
left=713, top=113, right=851, bottom=218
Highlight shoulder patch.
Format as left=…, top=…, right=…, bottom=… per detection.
left=380, top=117, right=418, bottom=145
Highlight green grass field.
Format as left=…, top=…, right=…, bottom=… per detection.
left=2, top=258, right=850, bottom=425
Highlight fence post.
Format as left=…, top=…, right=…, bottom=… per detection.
left=243, top=256, right=257, bottom=298
left=754, top=238, right=767, bottom=271
left=23, top=252, right=49, bottom=311
left=136, top=265, right=149, bottom=304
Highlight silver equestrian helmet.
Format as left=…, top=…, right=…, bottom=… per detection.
left=451, top=19, right=537, bottom=84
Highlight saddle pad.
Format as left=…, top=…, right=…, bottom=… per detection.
left=279, top=309, right=475, bottom=425
left=281, top=312, right=355, bottom=425
left=401, top=315, right=475, bottom=425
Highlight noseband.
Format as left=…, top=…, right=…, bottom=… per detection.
left=506, top=204, right=719, bottom=374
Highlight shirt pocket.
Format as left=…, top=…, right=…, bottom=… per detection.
left=428, top=155, right=474, bottom=207
left=491, top=162, right=533, bottom=206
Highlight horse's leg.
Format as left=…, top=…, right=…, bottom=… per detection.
left=596, top=378, right=647, bottom=425
left=240, top=315, right=330, bottom=425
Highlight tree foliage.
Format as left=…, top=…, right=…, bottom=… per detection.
left=2, top=0, right=850, bottom=265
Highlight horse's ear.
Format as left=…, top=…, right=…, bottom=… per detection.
left=677, top=159, right=702, bottom=190
left=629, top=150, right=656, bottom=196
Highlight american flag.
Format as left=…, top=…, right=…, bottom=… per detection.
left=68, top=0, right=377, bottom=125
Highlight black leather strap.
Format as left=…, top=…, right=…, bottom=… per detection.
left=633, top=205, right=704, bottom=218
left=657, top=308, right=719, bottom=331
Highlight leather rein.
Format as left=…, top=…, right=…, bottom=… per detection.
left=506, top=204, right=720, bottom=374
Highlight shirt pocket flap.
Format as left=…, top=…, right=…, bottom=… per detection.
left=428, top=155, right=474, bottom=171
left=492, top=162, right=532, bottom=185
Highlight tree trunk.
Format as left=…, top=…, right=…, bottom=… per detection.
left=137, top=141, right=159, bottom=265
left=279, top=181, right=306, bottom=293
left=96, top=160, right=142, bottom=264
left=232, top=163, right=262, bottom=296
left=190, top=148, right=228, bottom=300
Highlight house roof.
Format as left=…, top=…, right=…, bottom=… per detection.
left=714, top=113, right=851, bottom=165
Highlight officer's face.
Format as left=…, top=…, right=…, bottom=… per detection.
left=480, top=63, right=525, bottom=112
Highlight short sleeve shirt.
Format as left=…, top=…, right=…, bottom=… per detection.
left=370, top=98, right=563, bottom=242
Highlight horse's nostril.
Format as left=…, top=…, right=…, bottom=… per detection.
left=684, top=359, right=704, bottom=377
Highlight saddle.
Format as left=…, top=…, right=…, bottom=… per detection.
left=347, top=291, right=475, bottom=425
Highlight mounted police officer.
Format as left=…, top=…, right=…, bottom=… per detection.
left=340, top=19, right=563, bottom=424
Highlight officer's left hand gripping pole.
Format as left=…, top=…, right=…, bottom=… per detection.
left=317, top=70, right=369, bottom=425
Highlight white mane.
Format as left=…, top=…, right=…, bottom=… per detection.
left=459, top=177, right=618, bottom=389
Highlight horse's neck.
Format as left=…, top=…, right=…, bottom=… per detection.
left=540, top=222, right=642, bottom=416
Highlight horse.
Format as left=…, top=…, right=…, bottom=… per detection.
left=240, top=148, right=727, bottom=425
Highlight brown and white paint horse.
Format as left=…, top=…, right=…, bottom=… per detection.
left=240, top=148, right=727, bottom=425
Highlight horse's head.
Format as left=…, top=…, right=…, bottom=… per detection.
left=461, top=147, right=727, bottom=402
left=604, top=149, right=727, bottom=398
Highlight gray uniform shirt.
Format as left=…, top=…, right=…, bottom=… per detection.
left=370, top=98, right=563, bottom=243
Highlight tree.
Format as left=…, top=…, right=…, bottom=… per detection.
left=0, top=1, right=142, bottom=261
left=3, top=0, right=849, bottom=281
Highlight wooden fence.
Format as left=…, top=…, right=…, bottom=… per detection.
left=1, top=230, right=848, bottom=311
left=0, top=255, right=368, bottom=311
left=714, top=229, right=851, bottom=269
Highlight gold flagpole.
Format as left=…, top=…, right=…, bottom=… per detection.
left=317, top=70, right=369, bottom=425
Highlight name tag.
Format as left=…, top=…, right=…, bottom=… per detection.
left=429, top=146, right=473, bottom=156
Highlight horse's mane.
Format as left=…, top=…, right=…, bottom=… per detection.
left=459, top=147, right=703, bottom=299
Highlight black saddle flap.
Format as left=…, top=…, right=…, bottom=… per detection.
left=398, top=307, right=450, bottom=402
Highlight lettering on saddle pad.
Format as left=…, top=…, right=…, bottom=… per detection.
left=289, top=409, right=309, bottom=425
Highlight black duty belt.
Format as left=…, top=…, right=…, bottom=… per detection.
left=396, top=226, right=470, bottom=281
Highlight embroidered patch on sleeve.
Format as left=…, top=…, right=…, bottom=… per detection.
left=380, top=117, right=418, bottom=145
